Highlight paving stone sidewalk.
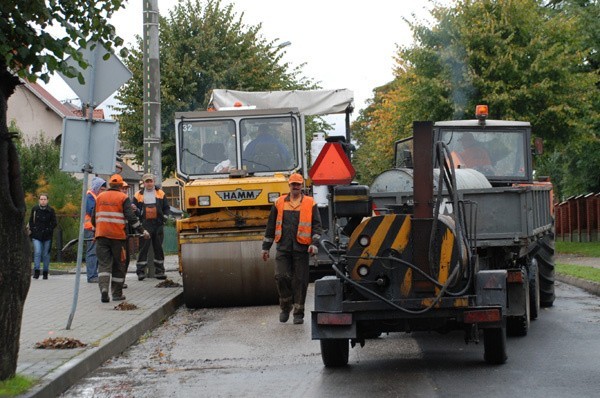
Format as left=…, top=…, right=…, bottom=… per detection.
left=17, top=255, right=182, bottom=398
left=555, top=253, right=600, bottom=269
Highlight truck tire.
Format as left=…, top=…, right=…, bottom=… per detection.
left=483, top=327, right=507, bottom=364
left=529, top=259, right=540, bottom=320
left=535, top=234, right=555, bottom=307
left=320, top=339, right=349, bottom=367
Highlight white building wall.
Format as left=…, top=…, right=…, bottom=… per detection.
left=7, top=85, right=63, bottom=143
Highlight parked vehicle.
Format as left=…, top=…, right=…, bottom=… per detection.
left=312, top=107, right=555, bottom=366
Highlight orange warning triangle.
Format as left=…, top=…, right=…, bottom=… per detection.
left=309, top=142, right=355, bottom=185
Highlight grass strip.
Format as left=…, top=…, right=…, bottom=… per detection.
left=556, top=241, right=600, bottom=257
left=0, top=375, right=36, bottom=396
left=556, top=263, right=600, bottom=284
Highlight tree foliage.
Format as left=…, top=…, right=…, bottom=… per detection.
left=0, top=0, right=126, bottom=381
left=352, top=0, right=599, bottom=194
left=1, top=0, right=126, bottom=84
left=15, top=129, right=82, bottom=215
left=115, top=0, right=317, bottom=177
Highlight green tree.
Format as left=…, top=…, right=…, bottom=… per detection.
left=540, top=0, right=600, bottom=198
left=0, top=0, right=125, bottom=380
left=352, top=0, right=599, bottom=192
left=115, top=0, right=316, bottom=177
left=13, top=129, right=60, bottom=195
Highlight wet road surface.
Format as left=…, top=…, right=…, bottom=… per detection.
left=61, top=281, right=600, bottom=398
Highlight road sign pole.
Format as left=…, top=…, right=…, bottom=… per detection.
left=66, top=49, right=98, bottom=330
left=58, top=40, right=132, bottom=329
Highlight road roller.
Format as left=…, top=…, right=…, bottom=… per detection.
left=174, top=89, right=355, bottom=308
left=312, top=108, right=555, bottom=366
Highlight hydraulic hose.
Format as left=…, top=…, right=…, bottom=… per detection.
left=321, top=239, right=464, bottom=315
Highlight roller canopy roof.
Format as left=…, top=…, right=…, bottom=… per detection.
left=210, top=89, right=354, bottom=116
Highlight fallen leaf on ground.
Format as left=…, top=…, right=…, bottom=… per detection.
left=114, top=301, right=139, bottom=310
left=156, top=279, right=181, bottom=287
left=35, top=337, right=87, bottom=349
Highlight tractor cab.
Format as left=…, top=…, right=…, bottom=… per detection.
left=395, top=106, right=533, bottom=186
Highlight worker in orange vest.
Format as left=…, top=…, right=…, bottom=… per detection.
left=261, top=173, right=322, bottom=324
left=133, top=173, right=170, bottom=280
left=93, top=174, right=149, bottom=303
left=84, top=177, right=106, bottom=283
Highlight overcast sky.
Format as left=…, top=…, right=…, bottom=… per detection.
left=41, top=0, right=436, bottom=131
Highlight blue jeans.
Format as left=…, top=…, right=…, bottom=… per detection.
left=84, top=229, right=98, bottom=281
left=32, top=239, right=52, bottom=272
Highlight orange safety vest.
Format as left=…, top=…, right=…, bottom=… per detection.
left=134, top=189, right=166, bottom=220
left=95, top=190, right=128, bottom=240
left=134, top=189, right=166, bottom=203
left=84, top=190, right=97, bottom=230
left=274, top=194, right=315, bottom=245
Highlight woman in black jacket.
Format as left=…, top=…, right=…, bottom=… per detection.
left=28, top=193, right=57, bottom=279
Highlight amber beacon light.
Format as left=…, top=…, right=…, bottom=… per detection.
left=475, top=104, right=489, bottom=119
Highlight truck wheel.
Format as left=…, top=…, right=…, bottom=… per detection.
left=483, top=327, right=507, bottom=364
left=535, top=234, right=555, bottom=307
left=529, top=259, right=540, bottom=320
left=320, top=339, right=349, bottom=367
left=507, top=271, right=530, bottom=337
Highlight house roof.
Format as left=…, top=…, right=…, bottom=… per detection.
left=22, top=80, right=106, bottom=120
left=118, top=161, right=141, bottom=181
left=63, top=101, right=106, bottom=119
left=22, top=81, right=78, bottom=118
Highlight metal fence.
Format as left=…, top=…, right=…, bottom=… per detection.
left=555, top=193, right=600, bottom=242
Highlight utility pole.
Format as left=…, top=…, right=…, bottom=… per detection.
left=143, top=0, right=162, bottom=186
left=142, top=0, right=161, bottom=277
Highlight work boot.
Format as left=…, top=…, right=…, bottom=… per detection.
left=42, top=271, right=48, bottom=280
left=123, top=283, right=128, bottom=289
left=155, top=273, right=167, bottom=280
left=278, top=296, right=292, bottom=323
left=137, top=272, right=146, bottom=281
left=112, top=295, right=126, bottom=301
left=101, top=290, right=110, bottom=303
left=292, top=304, right=304, bottom=324
left=33, top=270, right=40, bottom=279
left=279, top=311, right=290, bottom=323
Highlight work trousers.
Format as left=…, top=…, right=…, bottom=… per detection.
left=136, top=226, right=165, bottom=276
left=96, top=237, right=127, bottom=298
left=275, top=250, right=310, bottom=317
left=84, top=229, right=98, bottom=281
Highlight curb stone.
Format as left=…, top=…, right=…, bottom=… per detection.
left=556, top=274, right=600, bottom=297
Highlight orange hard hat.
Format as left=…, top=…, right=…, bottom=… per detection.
left=288, top=173, right=304, bottom=184
left=122, top=181, right=129, bottom=188
left=109, top=174, right=124, bottom=186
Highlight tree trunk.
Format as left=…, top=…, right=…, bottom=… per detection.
left=0, top=64, right=31, bottom=381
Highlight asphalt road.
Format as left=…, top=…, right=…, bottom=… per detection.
left=61, top=280, right=600, bottom=398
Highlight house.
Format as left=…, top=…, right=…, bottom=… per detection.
left=7, top=80, right=76, bottom=143
left=7, top=79, right=106, bottom=143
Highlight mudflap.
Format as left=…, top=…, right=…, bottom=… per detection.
left=476, top=270, right=508, bottom=364
left=506, top=269, right=528, bottom=318
left=312, top=276, right=357, bottom=339
left=475, top=270, right=507, bottom=326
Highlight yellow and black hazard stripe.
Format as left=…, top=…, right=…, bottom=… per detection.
left=346, top=214, right=463, bottom=299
